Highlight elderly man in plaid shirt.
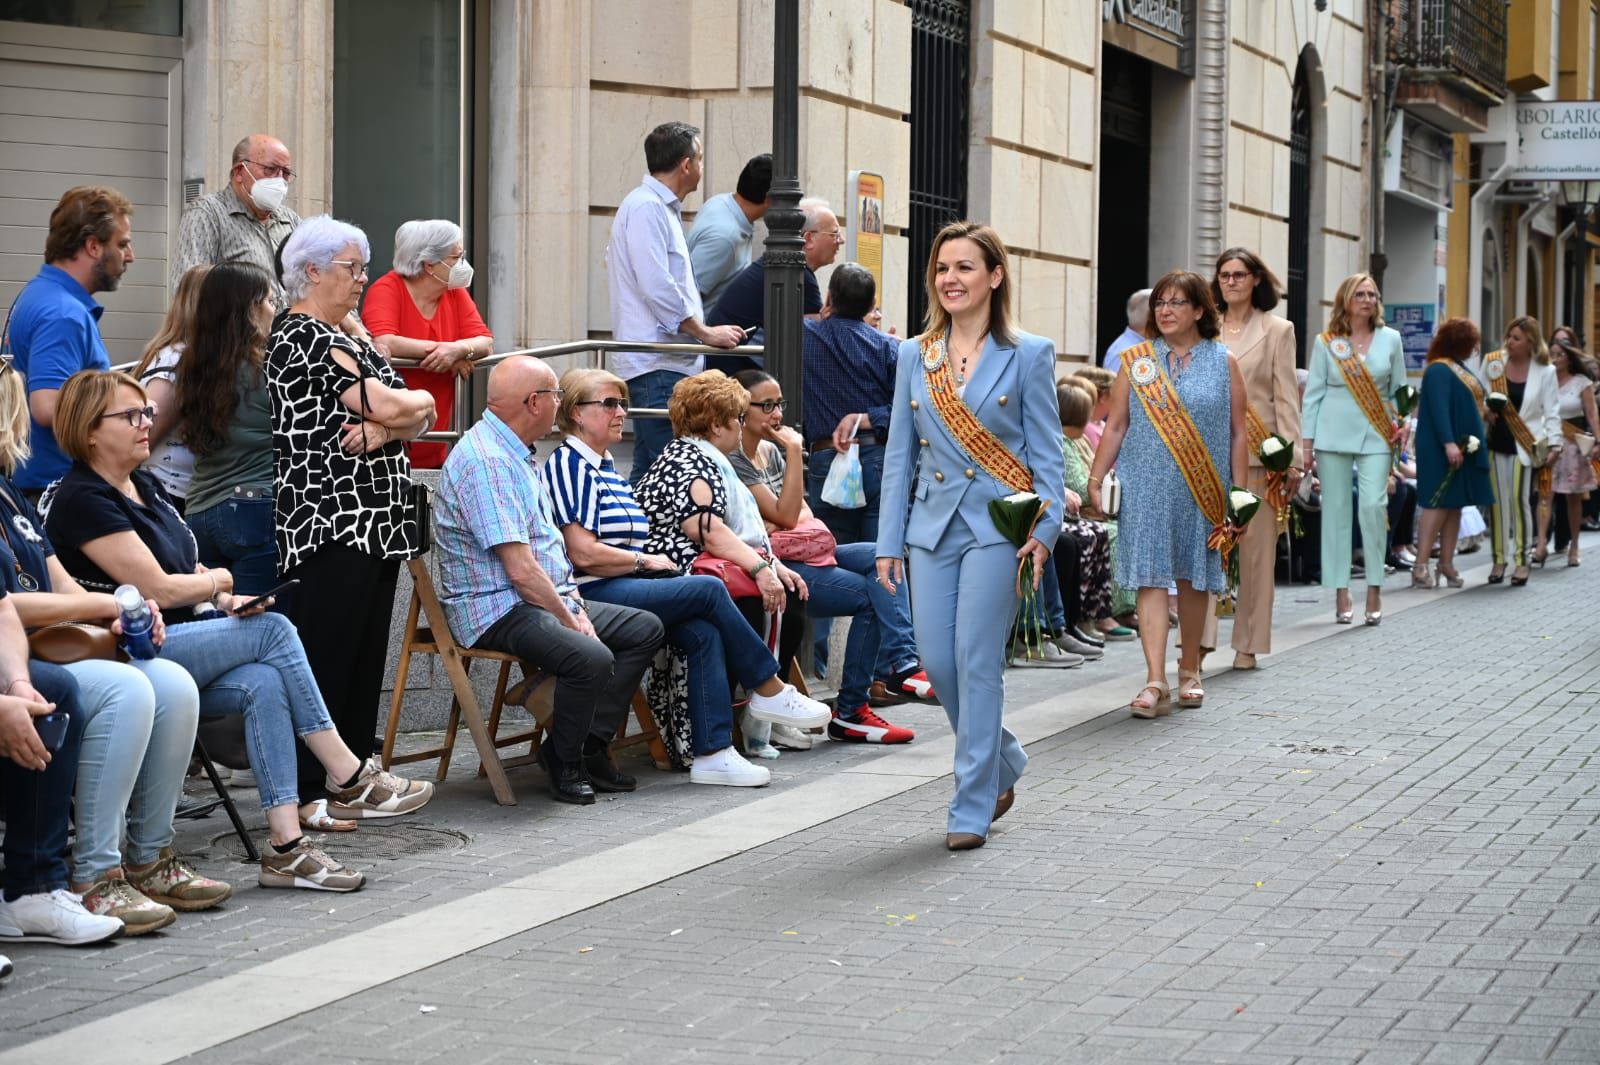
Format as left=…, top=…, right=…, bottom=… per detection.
left=435, top=356, right=664, bottom=806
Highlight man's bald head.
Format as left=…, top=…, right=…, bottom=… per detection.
left=232, top=134, right=289, bottom=166
left=487, top=356, right=559, bottom=443
left=229, top=134, right=294, bottom=220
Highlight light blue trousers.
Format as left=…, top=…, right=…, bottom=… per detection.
left=64, top=658, right=200, bottom=880
left=1317, top=450, right=1390, bottom=590
left=908, top=522, right=1029, bottom=837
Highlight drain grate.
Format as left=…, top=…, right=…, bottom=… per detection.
left=205, top=824, right=472, bottom=863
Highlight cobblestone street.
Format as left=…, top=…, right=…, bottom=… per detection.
left=2, top=539, right=1597, bottom=1064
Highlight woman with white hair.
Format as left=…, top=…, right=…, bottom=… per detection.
left=361, top=219, right=492, bottom=468
left=268, top=215, right=435, bottom=816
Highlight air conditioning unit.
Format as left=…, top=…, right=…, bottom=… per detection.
left=1384, top=114, right=1453, bottom=211
left=1496, top=180, right=1545, bottom=202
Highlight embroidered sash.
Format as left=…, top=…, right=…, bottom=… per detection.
left=918, top=333, right=1032, bottom=494
left=1480, top=351, right=1538, bottom=455
left=1244, top=402, right=1271, bottom=455
left=1245, top=403, right=1291, bottom=529
left=1322, top=333, right=1398, bottom=446
left=1125, top=343, right=1229, bottom=552
left=1443, top=359, right=1486, bottom=415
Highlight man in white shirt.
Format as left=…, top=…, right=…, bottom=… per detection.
left=606, top=122, right=745, bottom=485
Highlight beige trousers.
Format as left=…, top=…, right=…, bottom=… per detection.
left=1201, top=467, right=1282, bottom=654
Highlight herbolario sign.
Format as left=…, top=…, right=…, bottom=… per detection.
left=1509, top=101, right=1600, bottom=180
left=1103, top=0, right=1192, bottom=75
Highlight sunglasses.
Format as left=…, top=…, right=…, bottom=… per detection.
left=575, top=397, right=628, bottom=411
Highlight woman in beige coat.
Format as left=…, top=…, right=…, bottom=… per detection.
left=1202, top=248, right=1300, bottom=669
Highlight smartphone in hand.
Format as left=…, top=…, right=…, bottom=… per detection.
left=34, top=711, right=70, bottom=754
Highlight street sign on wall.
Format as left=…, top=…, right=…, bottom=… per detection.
left=846, top=170, right=885, bottom=306
left=1389, top=302, right=1437, bottom=374
left=1509, top=101, right=1600, bottom=180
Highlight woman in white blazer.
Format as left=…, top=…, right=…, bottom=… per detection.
left=1470, top=317, right=1559, bottom=586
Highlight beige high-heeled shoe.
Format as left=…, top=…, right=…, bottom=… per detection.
left=1130, top=682, right=1171, bottom=719
left=1177, top=669, right=1205, bottom=709
left=1437, top=565, right=1464, bottom=588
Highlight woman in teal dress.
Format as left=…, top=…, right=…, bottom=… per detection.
left=1089, top=271, right=1247, bottom=718
left=1300, top=273, right=1404, bottom=626
left=1413, top=317, right=1494, bottom=588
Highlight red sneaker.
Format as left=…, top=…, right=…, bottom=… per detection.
left=827, top=705, right=915, bottom=744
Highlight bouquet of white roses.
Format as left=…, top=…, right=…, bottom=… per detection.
left=1258, top=433, right=1293, bottom=527
left=1486, top=391, right=1509, bottom=416
left=1212, top=487, right=1261, bottom=617
left=1428, top=434, right=1480, bottom=506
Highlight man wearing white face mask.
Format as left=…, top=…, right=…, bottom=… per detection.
left=171, top=134, right=300, bottom=301
left=361, top=219, right=493, bottom=468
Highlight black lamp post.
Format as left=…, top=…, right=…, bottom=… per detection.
left=1560, top=178, right=1600, bottom=236
left=763, top=0, right=805, bottom=431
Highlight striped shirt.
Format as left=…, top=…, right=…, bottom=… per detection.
left=541, top=436, right=650, bottom=580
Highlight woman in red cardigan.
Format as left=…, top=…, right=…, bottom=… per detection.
left=361, top=219, right=493, bottom=467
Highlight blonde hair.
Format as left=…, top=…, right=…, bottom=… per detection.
left=669, top=371, right=748, bottom=438
left=0, top=366, right=30, bottom=474
left=556, top=367, right=630, bottom=433
left=1327, top=273, right=1385, bottom=336
left=1070, top=365, right=1113, bottom=400
left=1504, top=315, right=1550, bottom=366
left=135, top=264, right=211, bottom=378
left=920, top=221, right=1017, bottom=346
left=54, top=370, right=147, bottom=464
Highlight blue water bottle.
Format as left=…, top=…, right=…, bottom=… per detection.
left=114, top=584, right=159, bottom=660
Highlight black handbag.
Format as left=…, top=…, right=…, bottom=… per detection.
left=407, top=480, right=432, bottom=557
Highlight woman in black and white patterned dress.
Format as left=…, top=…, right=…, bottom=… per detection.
left=268, top=216, right=436, bottom=812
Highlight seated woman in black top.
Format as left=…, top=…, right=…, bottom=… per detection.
left=43, top=370, right=434, bottom=893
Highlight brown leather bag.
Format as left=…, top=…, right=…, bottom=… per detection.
left=28, top=622, right=123, bottom=665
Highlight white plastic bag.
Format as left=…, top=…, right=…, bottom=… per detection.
left=820, top=415, right=867, bottom=509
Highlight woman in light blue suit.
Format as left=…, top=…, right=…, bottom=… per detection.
left=875, top=222, right=1065, bottom=852
left=1300, top=273, right=1403, bottom=626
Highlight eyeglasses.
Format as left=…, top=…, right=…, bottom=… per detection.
left=1352, top=292, right=1380, bottom=301
left=242, top=159, right=295, bottom=183
left=812, top=228, right=845, bottom=243
left=1151, top=299, right=1193, bottom=310
left=328, top=260, right=369, bottom=280
left=750, top=399, right=786, bottom=413
left=524, top=388, right=564, bottom=408
left=736, top=413, right=747, bottom=426
left=99, top=405, right=157, bottom=428
left=1217, top=271, right=1253, bottom=283
left=575, top=397, right=628, bottom=411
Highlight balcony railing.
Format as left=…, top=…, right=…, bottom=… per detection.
left=1387, top=0, right=1507, bottom=102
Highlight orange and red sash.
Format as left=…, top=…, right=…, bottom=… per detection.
left=1443, top=359, right=1486, bottom=415
left=1245, top=404, right=1290, bottom=528
left=918, top=332, right=1032, bottom=494
left=1480, top=351, right=1538, bottom=455
left=1322, top=332, right=1399, bottom=446
left=1124, top=342, right=1232, bottom=556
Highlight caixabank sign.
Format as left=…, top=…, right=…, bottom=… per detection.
left=1103, top=0, right=1193, bottom=75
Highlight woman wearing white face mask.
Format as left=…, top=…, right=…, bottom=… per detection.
left=361, top=219, right=493, bottom=468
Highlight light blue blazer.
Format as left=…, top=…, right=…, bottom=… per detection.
left=1301, top=326, right=1404, bottom=455
left=877, top=330, right=1066, bottom=557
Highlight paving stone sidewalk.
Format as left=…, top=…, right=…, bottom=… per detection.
left=165, top=554, right=1600, bottom=1064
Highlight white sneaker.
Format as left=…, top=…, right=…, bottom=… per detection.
left=746, top=683, right=831, bottom=729
left=689, top=746, right=772, bottom=787
left=227, top=768, right=257, bottom=790
left=0, top=889, right=124, bottom=945
left=0, top=953, right=12, bottom=979
left=1009, top=640, right=1084, bottom=668
left=769, top=723, right=816, bottom=750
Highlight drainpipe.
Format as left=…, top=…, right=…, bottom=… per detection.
left=1553, top=219, right=1576, bottom=327
left=1468, top=160, right=1512, bottom=329
left=1191, top=0, right=1227, bottom=270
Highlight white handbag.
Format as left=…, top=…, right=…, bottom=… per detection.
left=1100, top=470, right=1121, bottom=517
left=1575, top=432, right=1596, bottom=458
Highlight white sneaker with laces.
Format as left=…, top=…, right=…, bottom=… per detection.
left=689, top=746, right=772, bottom=787
left=0, top=888, right=124, bottom=945
left=769, top=723, right=816, bottom=750
left=745, top=683, right=831, bottom=729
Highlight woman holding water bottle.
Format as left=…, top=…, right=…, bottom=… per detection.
left=41, top=370, right=435, bottom=896
left=0, top=363, right=221, bottom=934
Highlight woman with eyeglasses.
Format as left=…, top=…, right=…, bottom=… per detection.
left=361, top=220, right=493, bottom=469
left=268, top=216, right=435, bottom=814
left=42, top=370, right=433, bottom=893
left=730, top=368, right=913, bottom=747
left=1300, top=273, right=1403, bottom=625
left=539, top=368, right=823, bottom=786
left=1088, top=271, right=1247, bottom=718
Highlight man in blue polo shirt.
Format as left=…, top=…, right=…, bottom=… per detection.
left=6, top=186, right=133, bottom=494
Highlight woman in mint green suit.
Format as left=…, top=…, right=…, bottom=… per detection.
left=876, top=222, right=1065, bottom=852
left=1300, top=273, right=1403, bottom=626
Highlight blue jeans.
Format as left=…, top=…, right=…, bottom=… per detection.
left=626, top=369, right=686, bottom=487
left=584, top=573, right=781, bottom=755
left=158, top=612, right=338, bottom=811
left=785, top=551, right=877, bottom=712
left=1, top=663, right=85, bottom=900
left=64, top=658, right=200, bottom=880
left=188, top=489, right=279, bottom=596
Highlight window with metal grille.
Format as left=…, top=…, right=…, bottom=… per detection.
left=907, top=0, right=970, bottom=334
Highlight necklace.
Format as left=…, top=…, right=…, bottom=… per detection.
left=1225, top=310, right=1251, bottom=336
left=951, top=337, right=981, bottom=385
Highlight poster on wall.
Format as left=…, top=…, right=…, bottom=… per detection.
left=1508, top=101, right=1600, bottom=180
left=846, top=170, right=884, bottom=306
left=1389, top=303, right=1437, bottom=374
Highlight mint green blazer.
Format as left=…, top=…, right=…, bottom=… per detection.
left=1301, top=326, right=1403, bottom=455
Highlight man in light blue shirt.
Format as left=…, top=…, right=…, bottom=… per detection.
left=1102, top=287, right=1152, bottom=376
left=7, top=186, right=133, bottom=493
left=435, top=355, right=663, bottom=805
left=686, top=153, right=771, bottom=308
left=606, top=122, right=745, bottom=485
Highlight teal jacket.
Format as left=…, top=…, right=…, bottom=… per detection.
left=1301, top=326, right=1403, bottom=455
